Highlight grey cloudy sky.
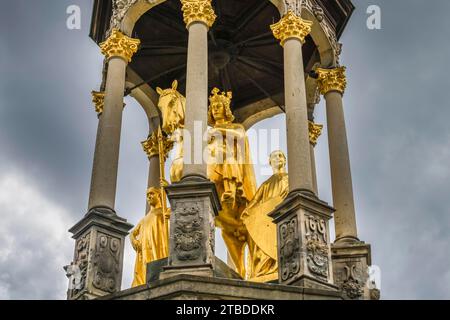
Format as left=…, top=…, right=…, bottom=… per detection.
left=0, top=0, right=449, bottom=300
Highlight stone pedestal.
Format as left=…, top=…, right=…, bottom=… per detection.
left=270, top=192, right=338, bottom=291
left=332, top=241, right=378, bottom=300
left=66, top=208, right=133, bottom=300
left=161, top=178, right=221, bottom=279
left=101, top=274, right=344, bottom=300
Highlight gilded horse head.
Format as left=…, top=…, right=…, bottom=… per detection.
left=156, top=80, right=186, bottom=136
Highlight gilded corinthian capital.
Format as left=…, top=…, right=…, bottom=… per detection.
left=180, top=0, right=216, bottom=28
left=316, top=67, right=347, bottom=95
left=141, top=131, right=174, bottom=160
left=309, top=121, right=323, bottom=146
left=91, top=91, right=105, bottom=115
left=100, top=29, right=140, bottom=62
left=271, top=10, right=313, bottom=45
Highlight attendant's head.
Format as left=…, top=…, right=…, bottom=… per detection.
left=269, top=150, right=287, bottom=172
left=208, top=88, right=234, bottom=125
left=146, top=187, right=162, bottom=208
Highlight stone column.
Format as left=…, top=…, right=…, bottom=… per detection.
left=316, top=67, right=358, bottom=243
left=66, top=29, right=139, bottom=300
left=181, top=0, right=216, bottom=179
left=269, top=11, right=337, bottom=291
left=160, top=0, right=221, bottom=279
left=88, top=29, right=140, bottom=212
left=271, top=11, right=314, bottom=195
left=316, top=67, right=377, bottom=300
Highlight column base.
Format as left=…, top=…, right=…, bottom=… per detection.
left=332, top=241, right=379, bottom=300
left=66, top=207, right=133, bottom=300
left=334, top=235, right=360, bottom=244
left=161, top=178, right=221, bottom=278
left=270, top=191, right=336, bottom=290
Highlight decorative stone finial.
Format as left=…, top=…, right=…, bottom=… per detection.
left=316, top=67, right=347, bottom=95
left=180, top=0, right=216, bottom=28
left=91, top=91, right=105, bottom=115
left=309, top=121, right=323, bottom=146
left=271, top=10, right=313, bottom=46
left=100, top=29, right=140, bottom=62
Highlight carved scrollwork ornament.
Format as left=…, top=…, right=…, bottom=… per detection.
left=305, top=215, right=329, bottom=278
left=287, top=0, right=342, bottom=63
left=342, top=265, right=364, bottom=299
left=108, top=0, right=138, bottom=36
left=180, top=0, right=217, bottom=28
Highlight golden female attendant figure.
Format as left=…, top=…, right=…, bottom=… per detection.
left=242, top=150, right=289, bottom=282
left=207, top=88, right=257, bottom=278
left=130, top=187, right=169, bottom=287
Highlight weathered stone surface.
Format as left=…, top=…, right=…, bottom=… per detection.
left=161, top=178, right=221, bottom=278
left=270, top=192, right=338, bottom=292
left=66, top=208, right=133, bottom=300
left=100, top=274, right=344, bottom=300
left=147, top=257, right=242, bottom=284
left=331, top=241, right=378, bottom=300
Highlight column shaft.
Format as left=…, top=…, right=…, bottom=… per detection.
left=88, top=56, right=127, bottom=210
left=182, top=21, right=209, bottom=179
left=283, top=38, right=314, bottom=193
left=325, top=91, right=358, bottom=241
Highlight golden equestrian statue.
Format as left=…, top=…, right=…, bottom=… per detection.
left=130, top=187, right=169, bottom=287
left=156, top=80, right=186, bottom=183
left=242, top=150, right=289, bottom=282
left=207, top=88, right=257, bottom=278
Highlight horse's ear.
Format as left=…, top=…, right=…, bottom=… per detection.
left=156, top=87, right=163, bottom=95
left=172, top=80, right=178, bottom=91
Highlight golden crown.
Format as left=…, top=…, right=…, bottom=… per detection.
left=209, top=88, right=232, bottom=106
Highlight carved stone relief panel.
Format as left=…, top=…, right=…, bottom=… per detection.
left=279, top=215, right=300, bottom=282
left=92, top=232, right=122, bottom=293
left=305, top=214, right=330, bottom=279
